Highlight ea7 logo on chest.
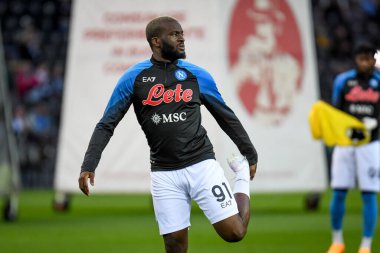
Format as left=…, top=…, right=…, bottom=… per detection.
left=142, top=77, right=156, bottom=82
left=142, top=84, right=193, bottom=106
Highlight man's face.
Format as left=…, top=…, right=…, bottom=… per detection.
left=160, top=21, right=186, bottom=61
left=355, top=53, right=376, bottom=75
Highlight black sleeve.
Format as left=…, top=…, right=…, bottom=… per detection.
left=81, top=86, right=132, bottom=172
left=201, top=94, right=258, bottom=165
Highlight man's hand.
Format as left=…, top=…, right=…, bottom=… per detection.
left=78, top=171, right=95, bottom=196
left=249, top=164, right=257, bottom=181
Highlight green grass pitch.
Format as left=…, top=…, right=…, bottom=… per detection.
left=0, top=190, right=379, bottom=253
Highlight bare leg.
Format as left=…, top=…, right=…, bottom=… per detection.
left=235, top=192, right=251, bottom=227
left=212, top=193, right=250, bottom=242
left=213, top=154, right=253, bottom=242
left=163, top=228, right=188, bottom=253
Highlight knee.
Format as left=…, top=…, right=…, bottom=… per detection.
left=221, top=226, right=247, bottom=243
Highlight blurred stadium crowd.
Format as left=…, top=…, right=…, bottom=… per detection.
left=312, top=0, right=380, bottom=100
left=0, top=0, right=379, bottom=188
left=0, top=0, right=71, bottom=187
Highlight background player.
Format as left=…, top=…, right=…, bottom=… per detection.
left=327, top=43, right=380, bottom=253
left=78, top=16, right=258, bottom=253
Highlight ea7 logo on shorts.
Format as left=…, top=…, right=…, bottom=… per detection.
left=142, top=77, right=156, bottom=82
left=212, top=182, right=233, bottom=208
left=175, top=69, right=187, bottom=81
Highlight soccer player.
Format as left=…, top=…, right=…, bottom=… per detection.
left=78, top=16, right=258, bottom=253
left=327, top=43, right=380, bottom=253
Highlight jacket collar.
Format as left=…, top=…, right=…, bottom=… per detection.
left=150, top=56, right=179, bottom=70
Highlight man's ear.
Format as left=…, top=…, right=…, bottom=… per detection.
left=151, top=37, right=161, bottom=48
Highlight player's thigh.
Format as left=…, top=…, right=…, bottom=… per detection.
left=331, top=146, right=356, bottom=189
left=189, top=159, right=238, bottom=225
left=150, top=170, right=191, bottom=235
left=356, top=141, right=380, bottom=192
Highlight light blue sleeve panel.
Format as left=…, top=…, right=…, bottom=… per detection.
left=373, top=69, right=380, bottom=82
left=104, top=59, right=152, bottom=114
left=176, top=60, right=225, bottom=104
left=332, top=69, right=356, bottom=107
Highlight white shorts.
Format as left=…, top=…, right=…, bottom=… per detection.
left=150, top=159, right=239, bottom=235
left=331, top=140, right=380, bottom=192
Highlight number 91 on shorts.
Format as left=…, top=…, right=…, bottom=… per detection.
left=150, top=159, right=239, bottom=235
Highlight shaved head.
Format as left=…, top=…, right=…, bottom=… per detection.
left=146, top=16, right=179, bottom=48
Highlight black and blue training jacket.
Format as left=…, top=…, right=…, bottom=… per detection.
left=332, top=69, right=380, bottom=141
left=81, top=57, right=257, bottom=172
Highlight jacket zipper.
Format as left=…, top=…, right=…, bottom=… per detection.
left=164, top=63, right=167, bottom=84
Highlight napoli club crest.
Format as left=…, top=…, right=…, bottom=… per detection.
left=229, top=0, right=304, bottom=125
left=175, top=69, right=188, bottom=81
